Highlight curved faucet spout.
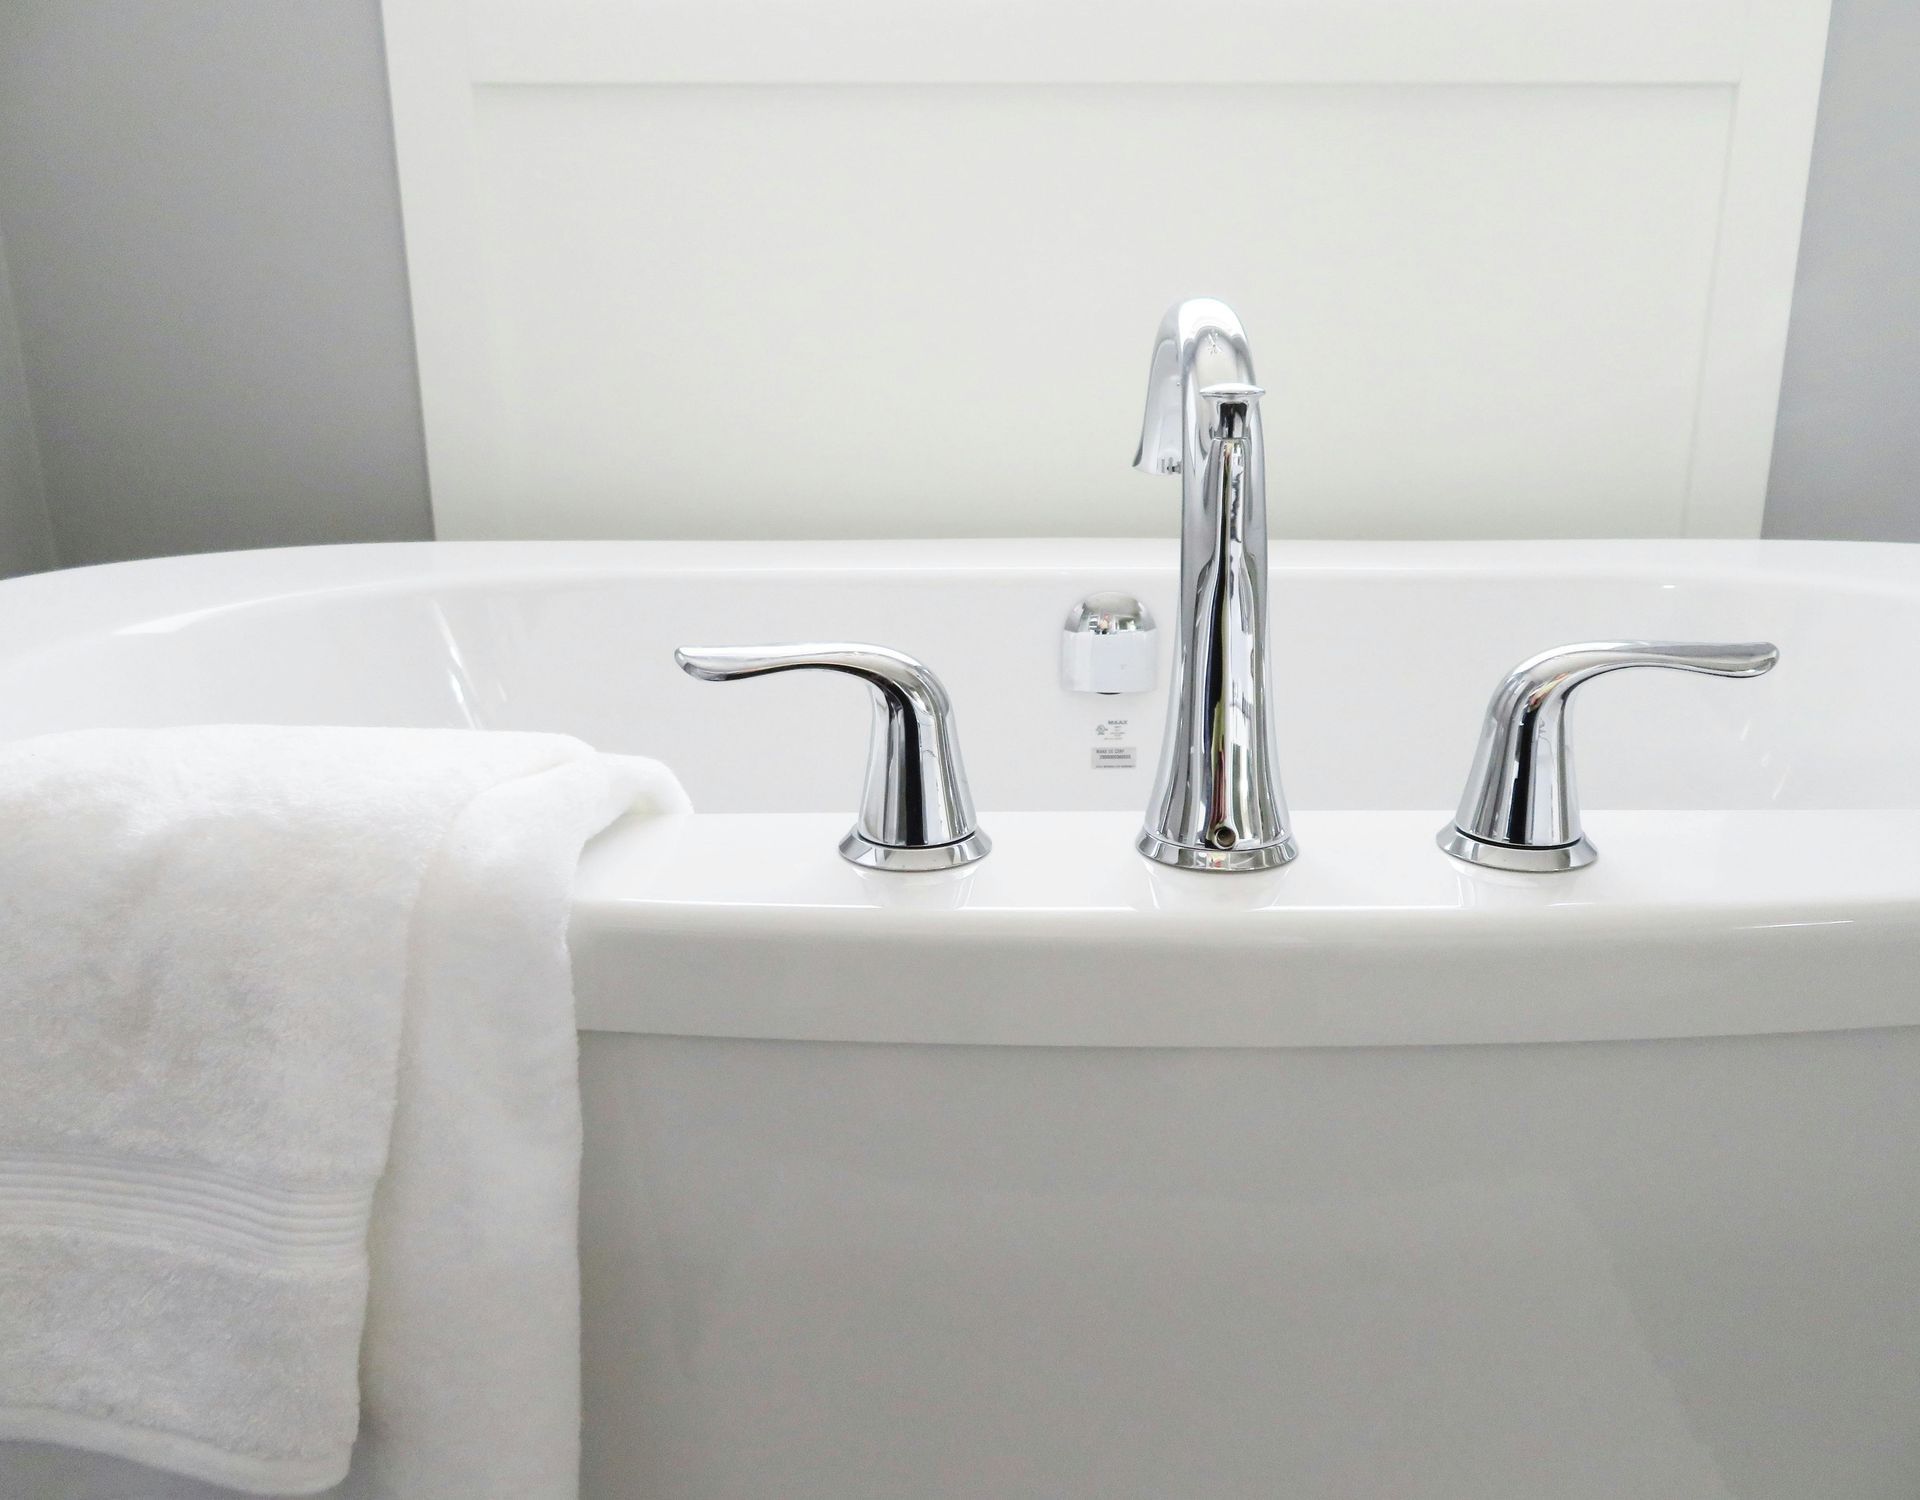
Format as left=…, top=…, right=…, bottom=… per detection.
left=1133, top=297, right=1259, bottom=478
left=1133, top=297, right=1296, bottom=872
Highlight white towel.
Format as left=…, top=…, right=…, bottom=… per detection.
left=0, top=726, right=687, bottom=1497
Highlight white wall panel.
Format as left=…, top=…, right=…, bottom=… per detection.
left=385, top=0, right=1831, bottom=541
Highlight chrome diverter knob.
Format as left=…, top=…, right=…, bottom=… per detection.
left=1438, top=640, right=1779, bottom=873
left=675, top=642, right=990, bottom=871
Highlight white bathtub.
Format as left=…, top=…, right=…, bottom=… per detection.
left=5, top=538, right=1920, bottom=1499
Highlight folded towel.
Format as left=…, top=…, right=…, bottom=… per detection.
left=0, top=726, right=687, bottom=1497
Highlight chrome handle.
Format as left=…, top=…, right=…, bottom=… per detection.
left=1438, top=640, right=1779, bottom=872
left=674, top=642, right=990, bottom=871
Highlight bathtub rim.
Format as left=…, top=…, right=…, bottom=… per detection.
left=8, top=538, right=1920, bottom=1049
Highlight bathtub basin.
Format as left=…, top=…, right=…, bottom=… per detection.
left=3, top=537, right=1919, bottom=1499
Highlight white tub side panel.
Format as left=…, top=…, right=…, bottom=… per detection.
left=578, top=1024, right=1920, bottom=1499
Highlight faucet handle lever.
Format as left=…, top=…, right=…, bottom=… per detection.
left=674, top=642, right=990, bottom=871
left=1438, top=639, right=1779, bottom=872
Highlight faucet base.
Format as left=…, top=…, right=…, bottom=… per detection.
left=1136, top=827, right=1299, bottom=873
left=1436, top=825, right=1597, bottom=874
left=840, top=828, right=992, bottom=872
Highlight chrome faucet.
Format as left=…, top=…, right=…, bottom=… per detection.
left=1438, top=640, right=1779, bottom=872
left=674, top=642, right=991, bottom=870
left=1133, top=298, right=1297, bottom=871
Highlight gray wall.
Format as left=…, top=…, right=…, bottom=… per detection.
left=0, top=0, right=1911, bottom=573
left=0, top=224, right=55, bottom=575
left=0, top=0, right=430, bottom=572
left=1766, top=0, right=1920, bottom=540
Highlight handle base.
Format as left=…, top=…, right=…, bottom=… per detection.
left=1438, top=825, right=1598, bottom=874
left=1137, top=827, right=1300, bottom=873
left=841, top=827, right=992, bottom=872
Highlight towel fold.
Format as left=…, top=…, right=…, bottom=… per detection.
left=0, top=726, right=687, bottom=1497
